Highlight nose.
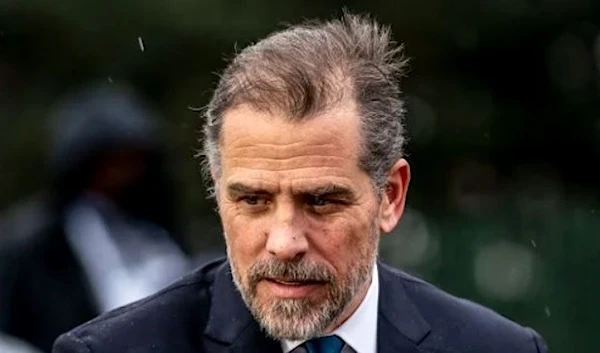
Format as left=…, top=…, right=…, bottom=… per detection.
left=265, top=203, right=308, bottom=261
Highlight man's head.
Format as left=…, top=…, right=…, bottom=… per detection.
left=201, top=12, right=411, bottom=340
left=49, top=84, right=179, bottom=234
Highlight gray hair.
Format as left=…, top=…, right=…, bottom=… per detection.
left=201, top=12, right=409, bottom=196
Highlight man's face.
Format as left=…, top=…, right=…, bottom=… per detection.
left=216, top=101, right=389, bottom=340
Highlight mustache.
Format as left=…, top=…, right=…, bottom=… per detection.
left=247, top=259, right=334, bottom=284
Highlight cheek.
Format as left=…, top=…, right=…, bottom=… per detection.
left=222, top=207, right=267, bottom=262
left=311, top=218, right=371, bottom=269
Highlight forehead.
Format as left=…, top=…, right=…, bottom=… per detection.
left=219, top=103, right=364, bottom=187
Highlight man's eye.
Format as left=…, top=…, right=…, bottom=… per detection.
left=239, top=195, right=268, bottom=206
left=309, top=195, right=340, bottom=207
left=307, top=195, right=348, bottom=214
left=243, top=196, right=258, bottom=205
left=310, top=196, right=328, bottom=206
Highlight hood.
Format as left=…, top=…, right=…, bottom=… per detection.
left=46, top=83, right=181, bottom=241
left=49, top=83, right=161, bottom=181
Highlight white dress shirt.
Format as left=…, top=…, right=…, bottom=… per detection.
left=281, top=264, right=379, bottom=353
left=65, top=194, right=189, bottom=312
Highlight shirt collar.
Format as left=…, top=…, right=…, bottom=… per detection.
left=281, top=263, right=379, bottom=353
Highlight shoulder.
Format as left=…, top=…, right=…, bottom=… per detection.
left=52, top=258, right=227, bottom=353
left=0, top=196, right=53, bottom=242
left=0, top=196, right=59, bottom=264
left=380, top=263, right=547, bottom=353
left=0, top=198, right=54, bottom=302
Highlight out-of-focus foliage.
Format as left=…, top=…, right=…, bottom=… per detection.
left=1, top=1, right=599, bottom=352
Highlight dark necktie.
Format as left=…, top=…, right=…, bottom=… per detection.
left=302, top=335, right=344, bottom=353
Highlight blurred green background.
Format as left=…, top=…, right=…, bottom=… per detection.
left=1, top=1, right=599, bottom=351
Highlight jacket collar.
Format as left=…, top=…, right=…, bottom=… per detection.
left=377, top=262, right=432, bottom=353
left=203, top=262, right=281, bottom=352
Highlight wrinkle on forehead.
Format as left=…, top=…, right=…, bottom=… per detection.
left=225, top=157, right=353, bottom=173
left=223, top=132, right=357, bottom=162
left=226, top=142, right=346, bottom=159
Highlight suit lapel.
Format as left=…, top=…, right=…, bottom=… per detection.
left=377, top=317, right=426, bottom=353
left=203, top=262, right=281, bottom=353
left=377, top=262, right=432, bottom=353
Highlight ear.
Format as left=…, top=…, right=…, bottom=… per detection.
left=378, top=158, right=411, bottom=234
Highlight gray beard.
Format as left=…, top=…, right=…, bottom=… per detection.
left=227, top=236, right=378, bottom=341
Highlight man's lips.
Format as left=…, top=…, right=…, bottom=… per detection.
left=266, top=278, right=327, bottom=285
left=260, top=278, right=327, bottom=298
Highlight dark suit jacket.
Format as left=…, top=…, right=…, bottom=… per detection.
left=0, top=216, right=99, bottom=353
left=0, top=198, right=196, bottom=353
left=52, top=258, right=548, bottom=353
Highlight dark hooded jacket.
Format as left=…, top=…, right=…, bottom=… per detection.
left=0, top=84, right=189, bottom=353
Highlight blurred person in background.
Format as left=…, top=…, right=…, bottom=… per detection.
left=52, top=13, right=547, bottom=353
left=0, top=83, right=192, bottom=352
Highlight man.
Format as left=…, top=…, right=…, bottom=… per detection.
left=52, top=13, right=548, bottom=353
left=0, top=84, right=191, bottom=352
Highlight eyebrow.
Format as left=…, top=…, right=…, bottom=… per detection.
left=226, top=182, right=356, bottom=199
left=226, top=182, right=273, bottom=196
left=297, top=183, right=356, bottom=200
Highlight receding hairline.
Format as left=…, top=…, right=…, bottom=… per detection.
left=220, top=74, right=356, bottom=123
